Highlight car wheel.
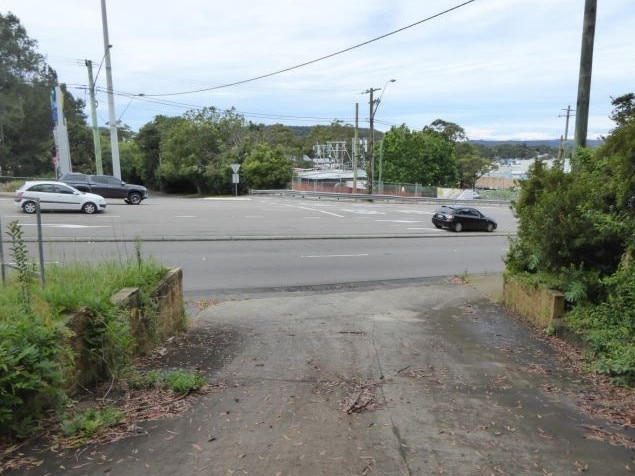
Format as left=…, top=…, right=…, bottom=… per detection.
left=453, top=221, right=463, bottom=232
left=82, top=202, right=97, bottom=214
left=486, top=222, right=494, bottom=232
left=434, top=224, right=442, bottom=229
left=22, top=201, right=37, bottom=214
left=127, top=192, right=142, bottom=205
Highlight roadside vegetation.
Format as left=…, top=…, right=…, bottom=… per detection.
left=0, top=222, right=201, bottom=441
left=506, top=93, right=635, bottom=385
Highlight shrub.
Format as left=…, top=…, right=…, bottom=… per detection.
left=566, top=254, right=635, bottom=384
left=0, top=254, right=169, bottom=439
left=60, top=406, right=124, bottom=439
left=507, top=94, right=635, bottom=384
left=0, top=316, right=70, bottom=438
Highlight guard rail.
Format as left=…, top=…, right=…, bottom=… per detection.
left=249, top=189, right=510, bottom=206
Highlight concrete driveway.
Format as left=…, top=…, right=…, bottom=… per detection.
left=17, top=278, right=635, bottom=475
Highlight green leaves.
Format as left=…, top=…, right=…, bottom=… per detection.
left=381, top=123, right=458, bottom=186
left=243, top=144, right=293, bottom=189
left=508, top=93, right=635, bottom=385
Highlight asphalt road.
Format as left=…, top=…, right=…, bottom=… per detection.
left=4, top=195, right=634, bottom=475
left=0, top=195, right=514, bottom=293
left=24, top=281, right=635, bottom=475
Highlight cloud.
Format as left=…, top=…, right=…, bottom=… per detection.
left=2, top=0, right=633, bottom=140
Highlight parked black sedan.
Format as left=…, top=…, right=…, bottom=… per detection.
left=432, top=205, right=497, bottom=232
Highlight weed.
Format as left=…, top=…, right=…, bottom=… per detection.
left=162, top=371, right=206, bottom=394
left=5, top=221, right=36, bottom=314
left=60, top=406, right=124, bottom=438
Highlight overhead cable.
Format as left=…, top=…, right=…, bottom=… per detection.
left=142, top=0, right=478, bottom=97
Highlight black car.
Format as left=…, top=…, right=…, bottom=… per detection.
left=58, top=173, right=148, bottom=204
left=432, top=205, right=497, bottom=232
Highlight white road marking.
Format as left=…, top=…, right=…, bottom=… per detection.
left=175, top=215, right=197, bottom=218
left=281, top=204, right=345, bottom=218
left=340, top=209, right=386, bottom=215
left=375, top=219, right=420, bottom=223
left=203, top=197, right=251, bottom=201
left=398, top=210, right=435, bottom=215
left=20, top=224, right=110, bottom=229
left=301, top=253, right=369, bottom=258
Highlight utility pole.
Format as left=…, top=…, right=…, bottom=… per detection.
left=85, top=60, right=103, bottom=174
left=558, top=105, right=575, bottom=163
left=363, top=79, right=396, bottom=195
left=101, top=0, right=121, bottom=178
left=367, top=87, right=378, bottom=194
left=353, top=103, right=359, bottom=193
left=573, top=0, right=597, bottom=153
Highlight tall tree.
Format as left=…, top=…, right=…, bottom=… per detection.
left=134, top=115, right=184, bottom=190
left=242, top=144, right=293, bottom=190
left=381, top=124, right=457, bottom=186
left=0, top=12, right=90, bottom=177
left=0, top=12, right=58, bottom=175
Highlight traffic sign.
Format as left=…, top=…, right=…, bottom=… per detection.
left=231, top=163, right=240, bottom=173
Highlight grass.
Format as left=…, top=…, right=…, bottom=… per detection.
left=0, top=259, right=169, bottom=325
left=0, top=256, right=170, bottom=439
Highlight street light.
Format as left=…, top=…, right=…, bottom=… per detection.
left=363, top=79, right=396, bottom=195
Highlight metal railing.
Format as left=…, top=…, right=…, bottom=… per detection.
left=249, top=189, right=510, bottom=206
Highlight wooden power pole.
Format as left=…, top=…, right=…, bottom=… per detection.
left=574, top=0, right=597, bottom=151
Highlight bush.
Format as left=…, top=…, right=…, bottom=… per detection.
left=566, top=255, right=635, bottom=384
left=0, top=257, right=169, bottom=439
left=0, top=316, right=70, bottom=438
left=506, top=93, right=635, bottom=384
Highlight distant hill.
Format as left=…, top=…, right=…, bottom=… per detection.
left=270, top=125, right=604, bottom=150
left=469, top=139, right=603, bottom=148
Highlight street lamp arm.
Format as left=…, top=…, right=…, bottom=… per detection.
left=374, top=79, right=396, bottom=117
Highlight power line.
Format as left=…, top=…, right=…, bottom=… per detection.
left=142, top=0, right=478, bottom=98
left=94, top=86, right=357, bottom=124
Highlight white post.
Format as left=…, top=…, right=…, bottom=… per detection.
left=101, top=0, right=121, bottom=178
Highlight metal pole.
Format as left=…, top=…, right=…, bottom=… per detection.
left=85, top=60, right=103, bottom=174
left=378, top=140, right=384, bottom=194
left=101, top=0, right=121, bottom=179
left=353, top=103, right=359, bottom=193
left=0, top=216, right=5, bottom=284
left=35, top=199, right=45, bottom=287
left=369, top=88, right=375, bottom=195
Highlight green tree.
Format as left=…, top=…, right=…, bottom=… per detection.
left=381, top=123, right=457, bottom=186
left=507, top=93, right=635, bottom=297
left=158, top=108, right=223, bottom=194
left=134, top=115, right=184, bottom=190
left=0, top=13, right=91, bottom=177
left=455, top=142, right=497, bottom=188
left=242, top=144, right=292, bottom=189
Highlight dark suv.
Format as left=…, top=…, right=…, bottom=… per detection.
left=432, top=205, right=497, bottom=232
left=59, top=173, right=148, bottom=204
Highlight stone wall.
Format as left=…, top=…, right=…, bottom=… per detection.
left=67, top=268, right=186, bottom=390
left=110, top=267, right=186, bottom=355
left=502, top=274, right=565, bottom=328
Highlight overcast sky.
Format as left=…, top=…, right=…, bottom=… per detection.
left=3, top=0, right=634, bottom=140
